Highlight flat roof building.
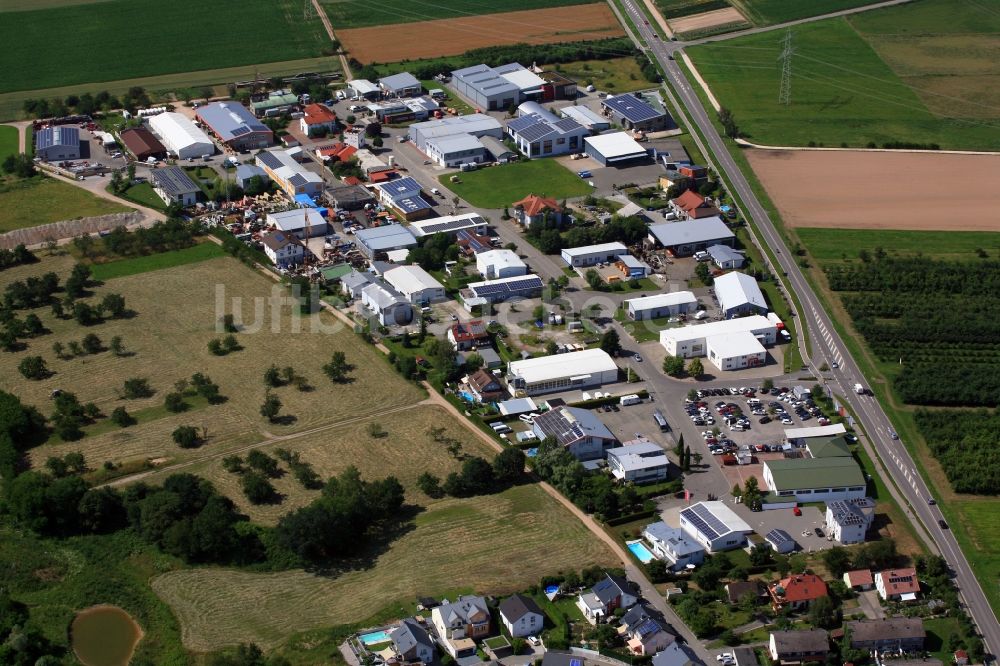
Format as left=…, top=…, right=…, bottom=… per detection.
left=784, top=424, right=847, bottom=445
left=606, top=441, right=671, bottom=484
left=355, top=224, right=418, bottom=259
left=715, top=271, right=767, bottom=318
left=383, top=264, right=446, bottom=304
left=763, top=457, right=867, bottom=503
left=561, top=105, right=610, bottom=131
left=266, top=208, right=328, bottom=238
left=625, top=291, right=697, bottom=321
left=409, top=213, right=488, bottom=239
left=119, top=127, right=166, bottom=161
left=425, top=133, right=488, bottom=168
left=601, top=93, right=672, bottom=132
left=508, top=348, right=618, bottom=396
left=679, top=500, right=753, bottom=552
left=706, top=332, right=768, bottom=371
left=150, top=166, right=199, bottom=207
left=250, top=91, right=299, bottom=117
left=476, top=249, right=527, bottom=279
left=584, top=132, right=649, bottom=166
left=648, top=217, right=735, bottom=256
left=410, top=114, right=503, bottom=153
left=196, top=102, right=272, bottom=151
left=148, top=113, right=213, bottom=155
left=561, top=242, right=628, bottom=268
left=35, top=126, right=80, bottom=161
left=660, top=315, right=776, bottom=371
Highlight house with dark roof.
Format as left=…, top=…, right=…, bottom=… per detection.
left=669, top=190, right=719, bottom=220
left=843, top=569, right=874, bottom=591
left=513, top=194, right=565, bottom=228
left=576, top=573, right=637, bottom=624
left=769, top=574, right=828, bottom=611
left=499, top=593, right=545, bottom=638
left=652, top=642, right=696, bottom=666
left=150, top=166, right=199, bottom=207
left=390, top=617, right=435, bottom=663
left=846, top=618, right=925, bottom=651
left=825, top=498, right=875, bottom=544
left=119, top=127, right=166, bottom=161
left=601, top=93, right=671, bottom=132
left=725, top=580, right=767, bottom=606
left=261, top=230, right=305, bottom=268
left=447, top=320, right=491, bottom=351
left=769, top=630, right=829, bottom=663
left=507, top=102, right=588, bottom=158
left=875, top=568, right=921, bottom=601
left=466, top=369, right=504, bottom=403
left=618, top=604, right=675, bottom=655
left=532, top=406, right=617, bottom=461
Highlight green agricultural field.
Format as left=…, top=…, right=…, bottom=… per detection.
left=0, top=124, right=18, bottom=161
left=0, top=176, right=131, bottom=232
left=794, top=228, right=1000, bottom=264
left=321, top=0, right=595, bottom=29
left=687, top=4, right=1000, bottom=150
left=89, top=241, right=226, bottom=281
left=0, top=0, right=327, bottom=94
left=728, top=0, right=885, bottom=25
left=442, top=160, right=592, bottom=209
left=655, top=0, right=731, bottom=20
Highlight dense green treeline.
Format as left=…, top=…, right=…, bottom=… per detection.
left=914, top=410, right=1000, bottom=495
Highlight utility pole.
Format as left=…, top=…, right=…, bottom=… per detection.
left=778, top=29, right=794, bottom=106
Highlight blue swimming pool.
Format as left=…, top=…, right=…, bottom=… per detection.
left=525, top=447, right=539, bottom=457
left=359, top=630, right=391, bottom=645
left=627, top=541, right=655, bottom=564
left=458, top=391, right=475, bottom=402
left=544, top=585, right=560, bottom=595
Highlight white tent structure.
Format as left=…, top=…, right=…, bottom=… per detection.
left=149, top=112, right=214, bottom=159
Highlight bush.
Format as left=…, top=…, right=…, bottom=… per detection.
left=110, top=406, right=135, bottom=427
left=172, top=425, right=201, bottom=448
left=121, top=377, right=154, bottom=399
left=241, top=472, right=277, bottom=504
left=164, top=392, right=188, bottom=413
left=18, top=355, right=49, bottom=380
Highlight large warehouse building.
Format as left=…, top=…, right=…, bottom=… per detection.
left=714, top=271, right=768, bottom=318
left=450, top=62, right=545, bottom=110
left=409, top=114, right=503, bottom=153
left=660, top=315, right=776, bottom=371
left=148, top=112, right=214, bottom=159
left=560, top=242, right=627, bottom=268
left=196, top=102, right=273, bottom=152
left=119, top=127, right=166, bottom=161
left=647, top=217, right=735, bottom=256
left=584, top=132, right=649, bottom=166
left=507, top=348, right=618, bottom=396
left=763, top=457, right=867, bottom=503
left=34, top=126, right=80, bottom=161
left=507, top=102, right=587, bottom=158
left=625, top=291, right=697, bottom=321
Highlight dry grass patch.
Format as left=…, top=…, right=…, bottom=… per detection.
left=152, top=483, right=618, bottom=651
left=0, top=254, right=422, bottom=472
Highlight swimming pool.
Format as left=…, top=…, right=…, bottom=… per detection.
left=627, top=541, right=656, bottom=564
left=526, top=447, right=539, bottom=457
left=359, top=630, right=391, bottom=646
left=458, top=391, right=475, bottom=402
left=544, top=585, right=560, bottom=595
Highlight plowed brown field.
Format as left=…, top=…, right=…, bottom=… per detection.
left=669, top=7, right=747, bottom=35
left=747, top=149, right=1000, bottom=231
left=338, top=4, right=624, bottom=63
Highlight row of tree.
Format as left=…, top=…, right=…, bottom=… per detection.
left=0, top=244, right=35, bottom=271
left=914, top=409, right=1000, bottom=494
left=22, top=86, right=151, bottom=118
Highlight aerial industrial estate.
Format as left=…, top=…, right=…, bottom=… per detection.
left=0, top=0, right=997, bottom=665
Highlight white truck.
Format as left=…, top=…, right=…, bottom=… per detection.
left=854, top=383, right=867, bottom=395
left=620, top=394, right=642, bottom=406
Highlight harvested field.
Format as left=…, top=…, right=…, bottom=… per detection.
left=338, top=4, right=624, bottom=63
left=158, top=404, right=488, bottom=525
left=152, top=483, right=618, bottom=651
left=746, top=149, right=1000, bottom=230
left=669, top=7, right=747, bottom=35
left=0, top=254, right=422, bottom=472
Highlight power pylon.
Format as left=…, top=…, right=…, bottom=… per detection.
left=778, top=29, right=794, bottom=106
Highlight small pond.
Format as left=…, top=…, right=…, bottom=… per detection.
left=71, top=605, right=143, bottom=666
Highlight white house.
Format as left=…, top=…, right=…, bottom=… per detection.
left=266, top=208, right=328, bottom=239
left=714, top=271, right=767, bottom=318
left=660, top=316, right=776, bottom=372
left=476, top=249, right=527, bottom=279
left=361, top=283, right=413, bottom=326
left=825, top=498, right=875, bottom=544
left=606, top=441, right=671, bottom=484
left=507, top=348, right=619, bottom=396
left=875, top=568, right=921, bottom=601
left=261, top=230, right=305, bottom=268
left=498, top=594, right=544, bottom=638
left=642, top=521, right=705, bottom=570
left=625, top=291, right=697, bottom=321
left=431, top=596, right=491, bottom=657
left=679, top=501, right=753, bottom=552
left=577, top=573, right=637, bottom=624
left=561, top=242, right=628, bottom=268
left=706, top=333, right=768, bottom=372
left=382, top=265, right=446, bottom=304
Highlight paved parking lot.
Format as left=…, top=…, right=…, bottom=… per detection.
left=745, top=504, right=834, bottom=553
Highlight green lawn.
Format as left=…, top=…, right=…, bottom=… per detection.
left=0, top=124, right=18, bottom=161
left=945, top=500, right=1000, bottom=620
left=795, top=228, right=1000, bottom=264
left=90, top=242, right=227, bottom=281
left=115, top=182, right=166, bottom=211
left=554, top=58, right=651, bottom=93
left=441, top=160, right=592, bottom=209
left=321, top=0, right=596, bottom=29
left=687, top=11, right=1000, bottom=150
left=923, top=617, right=964, bottom=664
left=0, top=0, right=327, bottom=93
left=0, top=176, right=130, bottom=232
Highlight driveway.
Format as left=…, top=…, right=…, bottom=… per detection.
left=857, top=590, right=885, bottom=620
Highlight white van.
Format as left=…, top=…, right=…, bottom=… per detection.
left=694, top=310, right=708, bottom=320
left=620, top=394, right=642, bottom=406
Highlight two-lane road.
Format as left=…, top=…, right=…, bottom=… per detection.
left=615, top=0, right=999, bottom=656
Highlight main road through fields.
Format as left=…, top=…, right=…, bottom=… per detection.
left=614, top=0, right=1000, bottom=656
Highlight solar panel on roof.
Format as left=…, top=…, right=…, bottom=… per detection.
left=507, top=116, right=537, bottom=132
left=605, top=95, right=661, bottom=123
left=289, top=174, right=308, bottom=187
left=230, top=126, right=252, bottom=137
left=257, top=152, right=282, bottom=169
left=517, top=123, right=553, bottom=143
left=571, top=659, right=583, bottom=666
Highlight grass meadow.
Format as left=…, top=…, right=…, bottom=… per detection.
left=687, top=2, right=1000, bottom=150
left=440, top=159, right=592, bottom=209
left=0, top=0, right=328, bottom=94
left=0, top=124, right=18, bottom=161
left=794, top=228, right=1000, bottom=264
left=320, top=0, right=595, bottom=29
left=655, top=0, right=730, bottom=20
left=151, top=483, right=618, bottom=651
left=728, top=0, right=885, bottom=25
left=555, top=58, right=651, bottom=92
left=89, top=242, right=226, bottom=281
left=0, top=176, right=130, bottom=232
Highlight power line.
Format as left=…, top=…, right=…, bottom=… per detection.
left=777, top=29, right=794, bottom=106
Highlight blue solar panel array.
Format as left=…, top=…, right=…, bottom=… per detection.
left=472, top=276, right=542, bottom=298
left=395, top=195, right=432, bottom=213
left=257, top=151, right=283, bottom=169
left=603, top=94, right=662, bottom=124
left=766, top=529, right=792, bottom=544
left=681, top=503, right=730, bottom=540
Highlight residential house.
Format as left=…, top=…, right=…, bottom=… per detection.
left=447, top=320, right=491, bottom=351
left=843, top=569, right=874, bottom=591
left=431, top=595, right=491, bottom=657
left=725, top=581, right=767, bottom=606
left=261, top=230, right=306, bottom=268
left=513, top=194, right=565, bottom=228
left=875, top=568, right=921, bottom=601
left=606, top=441, right=672, bottom=484
left=769, top=630, right=829, bottom=664
left=360, top=283, right=413, bottom=326
left=532, top=406, right=617, bottom=461
left=576, top=573, right=637, bottom=624
left=642, top=521, right=704, bottom=571
left=390, top=618, right=435, bottom=663
left=769, top=574, right=828, bottom=611
left=825, top=498, right=875, bottom=544
left=467, top=369, right=504, bottom=403
left=341, top=269, right=373, bottom=299
left=954, top=650, right=970, bottom=666
left=383, top=265, right=446, bottom=304
left=619, top=605, right=675, bottom=656
left=846, top=618, right=925, bottom=652
left=498, top=593, right=545, bottom=638
left=652, top=642, right=697, bottom=666
left=299, top=103, right=337, bottom=135
left=733, top=647, right=760, bottom=666
left=669, top=190, right=719, bottom=220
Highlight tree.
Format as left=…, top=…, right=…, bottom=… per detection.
left=600, top=329, right=622, bottom=356
left=222, top=334, right=241, bottom=353
left=81, top=333, right=103, bottom=354
left=121, top=377, right=154, bottom=399
left=208, top=338, right=224, bottom=355
left=749, top=543, right=773, bottom=567
left=164, top=392, right=188, bottom=413
left=264, top=365, right=282, bottom=387
left=18, top=355, right=49, bottom=380
left=371, top=135, right=383, bottom=148
left=242, top=472, right=277, bottom=504
left=762, top=378, right=774, bottom=391
left=687, top=358, right=704, bottom=378
left=172, top=425, right=201, bottom=448
left=110, top=335, right=126, bottom=356
left=100, top=293, right=127, bottom=318
left=808, top=595, right=839, bottom=629
left=417, top=472, right=443, bottom=498
left=323, top=351, right=352, bottom=383
left=65, top=263, right=92, bottom=299
left=663, top=355, right=686, bottom=377
left=73, top=301, right=100, bottom=326
left=260, top=391, right=282, bottom=422
left=52, top=341, right=66, bottom=359
left=23, top=313, right=44, bottom=336
left=695, top=262, right=712, bottom=285
left=110, top=406, right=135, bottom=427
left=493, top=447, right=525, bottom=486
left=822, top=547, right=851, bottom=578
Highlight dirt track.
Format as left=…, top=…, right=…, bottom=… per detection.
left=339, top=4, right=624, bottom=63
left=669, top=7, right=746, bottom=35
left=746, top=149, right=1000, bottom=231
